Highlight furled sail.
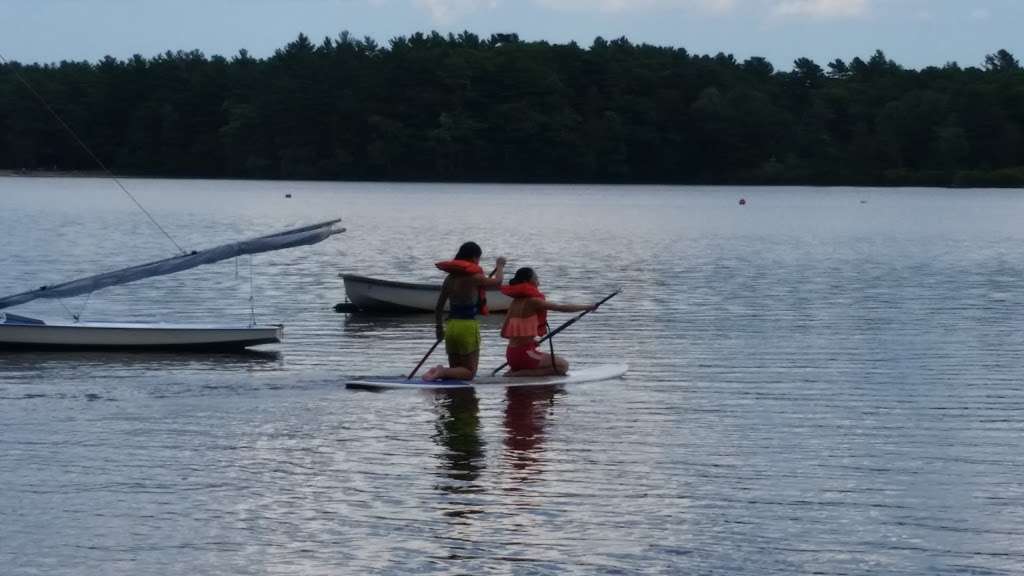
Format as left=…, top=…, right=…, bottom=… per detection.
left=0, top=219, right=344, bottom=310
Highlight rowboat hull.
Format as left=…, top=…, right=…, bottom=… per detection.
left=341, top=273, right=512, bottom=313
left=0, top=317, right=282, bottom=351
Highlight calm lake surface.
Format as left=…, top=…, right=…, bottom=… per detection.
left=2, top=177, right=1024, bottom=575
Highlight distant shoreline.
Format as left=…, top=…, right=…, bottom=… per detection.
left=1, top=169, right=109, bottom=178
left=2, top=169, right=1021, bottom=189
left=4, top=37, right=1023, bottom=190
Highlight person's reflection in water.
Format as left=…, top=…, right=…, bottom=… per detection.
left=431, top=384, right=563, bottom=548
left=503, top=386, right=561, bottom=482
left=433, top=389, right=485, bottom=490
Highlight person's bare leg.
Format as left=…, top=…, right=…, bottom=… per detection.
left=555, top=355, right=569, bottom=374
left=507, top=354, right=569, bottom=377
left=422, top=364, right=446, bottom=381
left=426, top=351, right=479, bottom=381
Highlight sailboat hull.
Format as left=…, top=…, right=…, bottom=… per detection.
left=0, top=321, right=283, bottom=351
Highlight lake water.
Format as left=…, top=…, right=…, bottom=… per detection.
left=2, top=177, right=1024, bottom=575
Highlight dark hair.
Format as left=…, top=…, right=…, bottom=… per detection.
left=510, top=267, right=535, bottom=285
left=454, top=241, right=482, bottom=261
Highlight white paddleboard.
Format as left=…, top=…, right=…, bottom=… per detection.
left=346, top=363, right=628, bottom=390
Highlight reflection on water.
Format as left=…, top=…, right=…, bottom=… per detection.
left=504, top=387, right=561, bottom=481
left=429, top=383, right=565, bottom=554
left=433, top=390, right=485, bottom=487
left=0, top=349, right=282, bottom=382
left=431, top=386, right=563, bottom=490
left=5, top=180, right=1024, bottom=574
left=342, top=312, right=437, bottom=331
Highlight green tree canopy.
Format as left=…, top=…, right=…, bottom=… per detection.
left=2, top=36, right=1022, bottom=187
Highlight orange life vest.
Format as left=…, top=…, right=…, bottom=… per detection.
left=435, top=259, right=489, bottom=315
left=500, top=283, right=547, bottom=338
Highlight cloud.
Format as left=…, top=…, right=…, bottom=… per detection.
left=771, top=0, right=868, bottom=19
left=970, top=7, right=991, bottom=20
left=412, top=0, right=873, bottom=23
left=413, top=0, right=499, bottom=23
left=411, top=0, right=737, bottom=24
left=533, top=0, right=736, bottom=15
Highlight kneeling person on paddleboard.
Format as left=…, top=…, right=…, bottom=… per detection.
left=501, top=267, right=597, bottom=377
left=423, top=242, right=506, bottom=381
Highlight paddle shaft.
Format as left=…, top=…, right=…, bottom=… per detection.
left=407, top=338, right=442, bottom=380
left=547, top=321, right=556, bottom=372
left=491, top=290, right=620, bottom=375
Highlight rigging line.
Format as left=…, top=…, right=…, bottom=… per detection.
left=56, top=298, right=76, bottom=321
left=0, top=53, right=187, bottom=255
left=75, top=291, right=94, bottom=321
left=248, top=254, right=256, bottom=327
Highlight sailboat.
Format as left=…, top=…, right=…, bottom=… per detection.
left=0, top=55, right=348, bottom=350
left=0, top=219, right=345, bottom=350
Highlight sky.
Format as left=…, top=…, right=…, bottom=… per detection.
left=1, top=0, right=1021, bottom=69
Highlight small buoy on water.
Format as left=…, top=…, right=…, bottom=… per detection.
left=739, top=198, right=747, bottom=206
left=285, top=193, right=292, bottom=198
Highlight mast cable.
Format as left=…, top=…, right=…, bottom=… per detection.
left=248, top=254, right=257, bottom=327
left=56, top=298, right=76, bottom=321
left=75, top=291, right=94, bottom=322
left=0, top=53, right=187, bottom=255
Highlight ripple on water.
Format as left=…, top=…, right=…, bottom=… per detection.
left=2, top=181, right=1024, bottom=575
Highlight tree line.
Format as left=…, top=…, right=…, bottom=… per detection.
left=2, top=32, right=1023, bottom=187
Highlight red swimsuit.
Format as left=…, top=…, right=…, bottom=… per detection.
left=506, top=342, right=547, bottom=370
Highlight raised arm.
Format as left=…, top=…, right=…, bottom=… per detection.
left=538, top=300, right=597, bottom=313
left=476, top=256, right=507, bottom=288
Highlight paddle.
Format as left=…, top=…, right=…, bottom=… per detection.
left=407, top=338, right=442, bottom=380
left=491, top=289, right=621, bottom=376
left=407, top=265, right=500, bottom=380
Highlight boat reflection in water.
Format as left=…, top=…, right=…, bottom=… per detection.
left=341, top=313, right=505, bottom=341
left=0, top=348, right=282, bottom=375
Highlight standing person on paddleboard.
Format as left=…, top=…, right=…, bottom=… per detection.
left=501, top=267, right=598, bottom=377
left=423, top=242, right=506, bottom=381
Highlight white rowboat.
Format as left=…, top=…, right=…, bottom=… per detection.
left=341, top=273, right=513, bottom=313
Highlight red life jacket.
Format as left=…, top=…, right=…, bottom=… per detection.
left=500, top=283, right=547, bottom=338
left=435, top=259, right=489, bottom=315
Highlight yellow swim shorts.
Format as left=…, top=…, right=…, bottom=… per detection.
left=445, top=319, right=481, bottom=356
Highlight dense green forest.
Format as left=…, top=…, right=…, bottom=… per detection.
left=2, top=33, right=1023, bottom=186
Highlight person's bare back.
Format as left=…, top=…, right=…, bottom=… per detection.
left=423, top=242, right=505, bottom=382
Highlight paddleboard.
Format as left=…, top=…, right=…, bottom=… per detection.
left=346, top=363, right=628, bottom=390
